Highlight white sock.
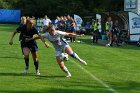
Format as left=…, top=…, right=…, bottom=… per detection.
left=74, top=53, right=82, bottom=61
left=62, top=66, right=71, bottom=75
left=73, top=53, right=87, bottom=65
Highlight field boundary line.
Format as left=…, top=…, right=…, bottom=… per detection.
left=70, top=59, right=118, bottom=93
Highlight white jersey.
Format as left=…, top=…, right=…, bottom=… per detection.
left=42, top=31, right=69, bottom=51
left=43, top=19, right=51, bottom=26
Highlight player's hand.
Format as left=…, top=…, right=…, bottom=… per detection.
left=80, top=34, right=85, bottom=36
left=25, top=38, right=32, bottom=42
left=44, top=42, right=49, bottom=48
left=9, top=40, right=13, bottom=45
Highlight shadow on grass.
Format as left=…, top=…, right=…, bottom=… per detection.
left=0, top=56, right=23, bottom=59
left=106, top=80, right=140, bottom=93
left=36, top=75, right=66, bottom=79
left=0, top=88, right=111, bottom=93
left=0, top=44, right=19, bottom=45
left=0, top=72, right=66, bottom=78
left=0, top=72, right=36, bottom=76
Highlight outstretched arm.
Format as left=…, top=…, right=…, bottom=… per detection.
left=65, top=32, right=84, bottom=37
left=9, top=31, right=18, bottom=45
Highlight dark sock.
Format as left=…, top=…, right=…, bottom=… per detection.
left=34, top=61, right=39, bottom=71
left=70, top=52, right=75, bottom=58
left=110, top=40, right=114, bottom=46
left=24, top=58, right=29, bottom=68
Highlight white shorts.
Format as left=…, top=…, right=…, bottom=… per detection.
left=55, top=44, right=69, bottom=57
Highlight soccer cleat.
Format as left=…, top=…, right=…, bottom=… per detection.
left=80, top=59, right=87, bottom=66
left=36, top=70, right=40, bottom=76
left=66, top=72, right=71, bottom=78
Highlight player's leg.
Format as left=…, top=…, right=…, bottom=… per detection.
left=56, top=52, right=71, bottom=77
left=114, top=35, right=120, bottom=46
left=107, top=32, right=110, bottom=40
left=31, top=52, right=40, bottom=75
left=31, top=46, right=40, bottom=75
left=107, top=32, right=113, bottom=46
left=23, top=47, right=30, bottom=74
left=93, top=32, right=95, bottom=43
left=95, top=31, right=99, bottom=43
left=65, top=46, right=87, bottom=65
left=20, top=42, right=24, bottom=56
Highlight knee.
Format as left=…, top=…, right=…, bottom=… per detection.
left=59, top=63, right=64, bottom=69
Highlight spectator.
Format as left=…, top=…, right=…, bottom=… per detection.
left=93, top=19, right=100, bottom=44
left=106, top=20, right=120, bottom=46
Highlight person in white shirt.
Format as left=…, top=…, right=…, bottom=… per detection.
left=41, top=23, right=87, bottom=78
left=43, top=15, right=51, bottom=26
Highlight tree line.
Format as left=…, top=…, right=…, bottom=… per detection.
left=0, top=0, right=124, bottom=18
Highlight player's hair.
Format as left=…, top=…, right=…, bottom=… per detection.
left=44, top=22, right=53, bottom=30
left=26, top=18, right=34, bottom=25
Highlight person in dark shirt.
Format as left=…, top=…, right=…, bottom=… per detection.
left=19, top=16, right=27, bottom=55
left=9, top=18, right=49, bottom=75
left=107, top=20, right=120, bottom=46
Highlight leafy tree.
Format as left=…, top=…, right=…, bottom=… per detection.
left=0, top=0, right=124, bottom=18
left=0, top=0, right=11, bottom=8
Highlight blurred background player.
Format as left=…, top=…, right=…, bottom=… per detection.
left=93, top=19, right=100, bottom=44
left=43, top=15, right=51, bottom=32
left=108, top=20, right=120, bottom=46
left=19, top=16, right=27, bottom=55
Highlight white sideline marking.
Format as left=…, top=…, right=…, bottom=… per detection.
left=70, top=60, right=118, bottom=93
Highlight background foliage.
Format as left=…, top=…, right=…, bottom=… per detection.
left=0, top=0, right=124, bottom=18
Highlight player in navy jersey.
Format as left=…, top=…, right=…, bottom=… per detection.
left=19, top=16, right=27, bottom=55
left=9, top=18, right=49, bottom=75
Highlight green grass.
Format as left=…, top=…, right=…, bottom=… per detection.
left=0, top=24, right=140, bottom=93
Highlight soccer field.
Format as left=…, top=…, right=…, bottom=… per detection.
left=0, top=24, right=140, bottom=93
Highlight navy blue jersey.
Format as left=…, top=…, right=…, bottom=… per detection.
left=18, top=24, right=25, bottom=41
left=66, top=19, right=72, bottom=25
left=16, top=24, right=39, bottom=46
left=60, top=20, right=65, bottom=30
left=112, top=25, right=119, bottom=35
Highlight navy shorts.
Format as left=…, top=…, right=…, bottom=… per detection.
left=20, top=42, right=38, bottom=53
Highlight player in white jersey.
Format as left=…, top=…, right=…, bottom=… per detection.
left=40, top=23, right=87, bottom=78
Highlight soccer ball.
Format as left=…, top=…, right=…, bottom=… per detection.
left=60, top=53, right=69, bottom=61
left=106, top=44, right=110, bottom=47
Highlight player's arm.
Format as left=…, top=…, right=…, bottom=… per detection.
left=25, top=34, right=40, bottom=41
left=9, top=31, right=18, bottom=45
left=57, top=31, right=84, bottom=37
left=25, top=34, right=49, bottom=48
left=66, top=33, right=84, bottom=37
left=38, top=34, right=49, bottom=48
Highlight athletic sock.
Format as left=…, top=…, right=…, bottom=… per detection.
left=34, top=61, right=39, bottom=71
left=70, top=52, right=82, bottom=61
left=62, top=66, right=71, bottom=75
left=70, top=52, right=87, bottom=65
left=62, top=66, right=69, bottom=73
left=24, top=58, right=29, bottom=69
left=110, top=40, right=114, bottom=46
